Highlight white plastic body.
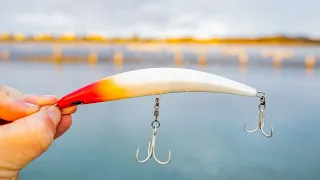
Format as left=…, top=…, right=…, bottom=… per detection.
left=105, top=68, right=258, bottom=99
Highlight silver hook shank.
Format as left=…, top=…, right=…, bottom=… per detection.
left=244, top=92, right=273, bottom=138
left=135, top=95, right=171, bottom=164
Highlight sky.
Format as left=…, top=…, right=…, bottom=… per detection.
left=0, top=0, right=319, bottom=38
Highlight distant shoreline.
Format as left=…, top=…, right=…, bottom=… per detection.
left=1, top=35, right=320, bottom=46
left=1, top=41, right=320, bottom=46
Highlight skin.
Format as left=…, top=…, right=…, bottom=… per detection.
left=0, top=84, right=77, bottom=180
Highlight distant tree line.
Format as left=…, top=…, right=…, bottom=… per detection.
left=0, top=33, right=319, bottom=45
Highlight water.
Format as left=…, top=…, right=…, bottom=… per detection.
left=1, top=46, right=320, bottom=180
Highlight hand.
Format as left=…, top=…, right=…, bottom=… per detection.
left=0, top=84, right=77, bottom=180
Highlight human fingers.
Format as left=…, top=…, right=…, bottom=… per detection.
left=22, top=94, right=78, bottom=114
left=0, top=85, right=42, bottom=121
left=0, top=107, right=75, bottom=139
left=0, top=105, right=62, bottom=171
left=0, top=84, right=23, bottom=97
left=54, top=115, right=73, bottom=139
left=21, top=94, right=59, bottom=106
left=61, top=106, right=77, bottom=115
left=0, top=95, right=39, bottom=121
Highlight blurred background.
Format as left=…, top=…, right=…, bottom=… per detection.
left=1, top=0, right=320, bottom=179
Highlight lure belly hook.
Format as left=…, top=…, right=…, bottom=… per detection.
left=57, top=67, right=273, bottom=164
left=135, top=96, right=171, bottom=165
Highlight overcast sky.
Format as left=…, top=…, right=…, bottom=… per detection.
left=0, top=0, right=319, bottom=38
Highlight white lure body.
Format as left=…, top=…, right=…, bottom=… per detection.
left=106, top=67, right=258, bottom=99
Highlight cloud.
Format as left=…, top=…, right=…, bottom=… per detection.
left=12, top=12, right=76, bottom=27
left=0, top=0, right=319, bottom=37
left=161, top=14, right=228, bottom=38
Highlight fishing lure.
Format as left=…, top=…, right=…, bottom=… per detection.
left=57, top=67, right=273, bottom=165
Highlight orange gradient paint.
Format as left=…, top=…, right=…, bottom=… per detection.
left=57, top=78, right=128, bottom=109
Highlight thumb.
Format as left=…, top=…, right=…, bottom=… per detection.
left=0, top=105, right=62, bottom=171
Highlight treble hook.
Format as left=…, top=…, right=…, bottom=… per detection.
left=136, top=125, right=171, bottom=164
left=244, top=92, right=273, bottom=138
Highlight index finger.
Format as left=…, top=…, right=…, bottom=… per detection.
left=22, top=94, right=78, bottom=115
left=0, top=96, right=40, bottom=121
left=21, top=94, right=59, bottom=106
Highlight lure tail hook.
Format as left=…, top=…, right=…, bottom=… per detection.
left=244, top=92, right=273, bottom=138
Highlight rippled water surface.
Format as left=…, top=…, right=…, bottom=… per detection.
left=1, top=44, right=320, bottom=180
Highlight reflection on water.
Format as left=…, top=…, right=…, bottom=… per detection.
left=1, top=43, right=320, bottom=73
left=1, top=49, right=320, bottom=180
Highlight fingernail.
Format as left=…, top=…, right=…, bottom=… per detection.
left=24, top=102, right=39, bottom=111
left=46, top=106, right=61, bottom=127
left=42, top=95, right=58, bottom=100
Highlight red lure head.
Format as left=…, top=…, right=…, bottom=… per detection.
left=57, top=83, right=103, bottom=109
left=56, top=77, right=128, bottom=109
